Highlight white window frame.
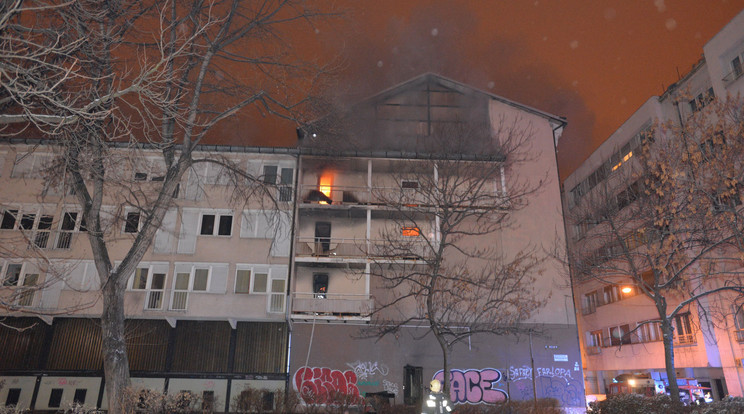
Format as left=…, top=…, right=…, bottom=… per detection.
left=1, top=261, right=40, bottom=307
left=198, top=210, right=233, bottom=237
left=251, top=268, right=270, bottom=294
left=132, top=156, right=167, bottom=182
left=169, top=264, right=212, bottom=311
left=262, top=164, right=295, bottom=202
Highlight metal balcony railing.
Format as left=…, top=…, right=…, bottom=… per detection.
left=24, top=230, right=76, bottom=250
left=586, top=346, right=602, bottom=355
left=291, top=292, right=373, bottom=317
left=298, top=184, right=428, bottom=207
left=735, top=330, right=744, bottom=343
left=723, top=68, right=744, bottom=85
left=295, top=237, right=432, bottom=260
left=145, top=290, right=164, bottom=310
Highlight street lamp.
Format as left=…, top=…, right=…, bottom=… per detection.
left=621, top=286, right=633, bottom=294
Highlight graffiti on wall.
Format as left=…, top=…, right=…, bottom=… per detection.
left=508, top=365, right=574, bottom=382
left=345, top=360, right=389, bottom=380
left=433, top=368, right=508, bottom=404
left=293, top=366, right=362, bottom=405
left=507, top=365, right=580, bottom=407
left=383, top=380, right=399, bottom=396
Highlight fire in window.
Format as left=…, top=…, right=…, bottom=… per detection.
left=402, top=226, right=420, bottom=237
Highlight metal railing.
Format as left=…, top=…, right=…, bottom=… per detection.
left=736, top=330, right=744, bottom=343
left=298, top=184, right=429, bottom=207
left=586, top=346, right=602, bottom=355
left=146, top=290, right=164, bottom=310
left=723, top=68, right=744, bottom=85
left=170, top=291, right=188, bottom=311
left=674, top=333, right=696, bottom=345
left=291, top=292, right=373, bottom=316
left=295, top=237, right=431, bottom=260
left=24, top=230, right=76, bottom=250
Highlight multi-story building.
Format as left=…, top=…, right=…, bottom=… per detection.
left=287, top=73, right=584, bottom=412
left=564, top=9, right=744, bottom=402
left=0, top=143, right=296, bottom=412
left=1, top=73, right=585, bottom=412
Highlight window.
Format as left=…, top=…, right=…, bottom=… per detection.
left=582, top=290, right=599, bottom=315
left=134, top=172, right=148, bottom=181
left=73, top=389, right=87, bottom=405
left=5, top=388, right=21, bottom=406
left=269, top=278, right=286, bottom=312
left=641, top=270, right=655, bottom=289
left=11, top=152, right=53, bottom=179
left=732, top=55, right=743, bottom=80
left=202, top=391, right=214, bottom=412
left=734, top=305, right=744, bottom=342
left=402, top=180, right=419, bottom=189
left=253, top=272, right=268, bottom=293
left=402, top=226, right=420, bottom=237
left=588, top=330, right=603, bottom=348
left=56, top=211, right=86, bottom=249
left=48, top=389, right=63, bottom=408
left=637, top=321, right=663, bottom=343
left=263, top=165, right=278, bottom=184
left=279, top=167, right=294, bottom=202
left=18, top=273, right=38, bottom=306
left=689, top=88, right=715, bottom=113
left=1, top=209, right=17, bottom=229
left=674, top=313, right=695, bottom=345
left=3, top=264, right=22, bottom=286
left=609, top=324, right=632, bottom=346
left=235, top=269, right=251, bottom=294
left=125, top=212, right=141, bottom=233
left=313, top=273, right=328, bottom=299
left=200, top=213, right=233, bottom=236
left=129, top=265, right=168, bottom=309
left=603, top=285, right=620, bottom=305
left=404, top=365, right=423, bottom=406
left=132, top=268, right=149, bottom=290
left=171, top=265, right=211, bottom=310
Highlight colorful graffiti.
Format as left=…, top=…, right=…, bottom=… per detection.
left=345, top=360, right=389, bottom=380
left=433, top=368, right=508, bottom=404
left=507, top=365, right=581, bottom=408
left=293, top=366, right=362, bottom=405
left=508, top=365, right=574, bottom=382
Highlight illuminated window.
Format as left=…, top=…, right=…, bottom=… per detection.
left=402, top=227, right=420, bottom=237
left=318, top=174, right=333, bottom=204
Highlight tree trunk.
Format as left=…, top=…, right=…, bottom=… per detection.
left=101, top=277, right=131, bottom=413
left=661, top=318, right=680, bottom=403
left=436, top=334, right=450, bottom=397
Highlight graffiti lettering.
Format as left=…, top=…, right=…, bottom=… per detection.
left=293, top=366, right=361, bottom=405
left=508, top=365, right=574, bottom=382
left=383, top=380, right=399, bottom=396
left=345, top=360, right=389, bottom=380
left=536, top=367, right=573, bottom=381
left=358, top=380, right=379, bottom=387
left=433, top=368, right=508, bottom=404
left=537, top=377, right=581, bottom=407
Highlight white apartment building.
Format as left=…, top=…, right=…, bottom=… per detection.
left=564, top=9, right=744, bottom=401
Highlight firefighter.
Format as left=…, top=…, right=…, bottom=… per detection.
left=421, top=379, right=452, bottom=414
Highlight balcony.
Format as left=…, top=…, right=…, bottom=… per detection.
left=723, top=68, right=744, bottom=86
left=735, top=330, right=744, bottom=343
left=298, top=184, right=429, bottom=208
left=674, top=333, right=696, bottom=346
left=291, top=292, right=373, bottom=319
left=294, top=237, right=432, bottom=262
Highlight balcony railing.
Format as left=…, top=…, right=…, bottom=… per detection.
left=735, top=330, right=744, bottom=343
left=299, top=184, right=428, bottom=207
left=24, top=230, right=76, bottom=250
left=723, top=68, right=744, bottom=86
left=295, top=237, right=432, bottom=260
left=145, top=290, right=164, bottom=310
left=586, top=346, right=602, bottom=355
left=291, top=292, right=373, bottom=317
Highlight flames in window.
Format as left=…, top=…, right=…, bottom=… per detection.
left=319, top=173, right=333, bottom=204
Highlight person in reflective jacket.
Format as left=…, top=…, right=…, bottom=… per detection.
left=421, top=379, right=452, bottom=414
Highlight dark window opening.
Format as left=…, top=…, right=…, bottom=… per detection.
left=402, top=180, right=419, bottom=189
left=38, top=215, right=53, bottom=230
left=263, top=165, right=278, bottom=184
left=404, top=365, right=423, bottom=406
left=202, top=391, right=214, bottom=412
left=48, top=388, right=63, bottom=408
left=1, top=210, right=18, bottom=229
left=279, top=167, right=294, bottom=202
left=313, top=273, right=328, bottom=299
left=125, top=212, right=140, bottom=233
left=73, top=389, right=87, bottom=405
left=20, top=213, right=35, bottom=230
left=262, top=391, right=275, bottom=411
left=314, top=222, right=331, bottom=254
left=134, top=172, right=148, bottom=181
left=200, top=214, right=215, bottom=235
left=61, top=212, right=77, bottom=231
left=5, top=388, right=21, bottom=406
left=218, top=215, right=233, bottom=236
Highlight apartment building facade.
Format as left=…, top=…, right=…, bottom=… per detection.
left=1, top=74, right=584, bottom=412
left=564, top=9, right=744, bottom=401
left=287, top=74, right=584, bottom=412
left=0, top=143, right=296, bottom=412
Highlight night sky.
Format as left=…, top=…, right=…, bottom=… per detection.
left=240, top=1, right=744, bottom=180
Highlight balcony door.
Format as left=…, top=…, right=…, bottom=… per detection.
left=315, top=222, right=331, bottom=254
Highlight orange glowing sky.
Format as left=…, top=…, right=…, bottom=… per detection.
left=241, top=1, right=744, bottom=180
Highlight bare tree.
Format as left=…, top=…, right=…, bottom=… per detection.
left=1, top=1, right=333, bottom=411
left=356, top=120, right=550, bottom=395
left=567, top=96, right=744, bottom=402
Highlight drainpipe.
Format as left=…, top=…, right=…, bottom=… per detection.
left=284, top=153, right=301, bottom=397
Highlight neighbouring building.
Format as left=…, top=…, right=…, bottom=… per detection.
left=563, top=9, right=744, bottom=402
left=1, top=73, right=584, bottom=412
